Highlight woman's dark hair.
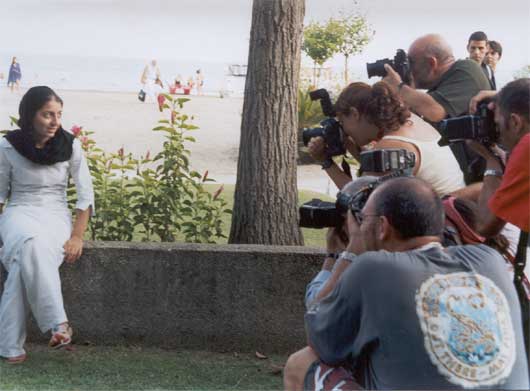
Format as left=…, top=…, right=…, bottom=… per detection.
left=334, top=81, right=411, bottom=134
left=488, top=40, right=503, bottom=57
left=452, top=197, right=511, bottom=256
left=18, top=86, right=63, bottom=130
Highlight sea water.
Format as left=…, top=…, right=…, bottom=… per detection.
left=0, top=53, right=247, bottom=97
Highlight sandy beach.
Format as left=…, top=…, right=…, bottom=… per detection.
left=0, top=87, right=337, bottom=195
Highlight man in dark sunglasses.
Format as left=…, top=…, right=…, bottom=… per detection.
left=285, top=177, right=528, bottom=390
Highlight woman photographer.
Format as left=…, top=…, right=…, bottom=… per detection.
left=308, top=81, right=465, bottom=196
left=0, top=86, right=94, bottom=364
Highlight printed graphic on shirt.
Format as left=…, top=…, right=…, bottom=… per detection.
left=415, top=272, right=516, bottom=388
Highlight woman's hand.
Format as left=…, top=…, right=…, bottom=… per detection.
left=63, top=236, right=84, bottom=263
left=307, top=136, right=327, bottom=162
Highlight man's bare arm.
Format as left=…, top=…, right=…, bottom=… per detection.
left=399, top=85, right=448, bottom=122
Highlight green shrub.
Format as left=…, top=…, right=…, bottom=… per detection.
left=68, top=94, right=230, bottom=243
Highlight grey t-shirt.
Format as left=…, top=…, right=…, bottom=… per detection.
left=305, top=244, right=529, bottom=390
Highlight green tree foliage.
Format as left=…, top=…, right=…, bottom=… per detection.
left=513, top=65, right=530, bottom=79
left=302, top=20, right=342, bottom=85
left=335, top=12, right=373, bottom=84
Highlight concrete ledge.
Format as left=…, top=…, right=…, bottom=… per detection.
left=0, top=241, right=323, bottom=353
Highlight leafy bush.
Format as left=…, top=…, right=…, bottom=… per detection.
left=67, top=94, right=231, bottom=243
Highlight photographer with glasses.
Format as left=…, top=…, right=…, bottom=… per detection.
left=285, top=177, right=528, bottom=390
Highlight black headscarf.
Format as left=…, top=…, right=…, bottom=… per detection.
left=5, top=127, right=74, bottom=165
left=4, top=86, right=74, bottom=165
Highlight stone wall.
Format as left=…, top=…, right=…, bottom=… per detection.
left=0, top=241, right=323, bottom=353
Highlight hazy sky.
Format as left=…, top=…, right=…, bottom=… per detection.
left=1, top=0, right=529, bottom=71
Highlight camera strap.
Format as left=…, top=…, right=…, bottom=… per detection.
left=513, top=230, right=529, bottom=372
left=341, top=158, right=352, bottom=179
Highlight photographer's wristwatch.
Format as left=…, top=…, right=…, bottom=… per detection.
left=339, top=251, right=357, bottom=262
left=483, top=169, right=503, bottom=178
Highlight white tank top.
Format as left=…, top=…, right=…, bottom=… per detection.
left=382, top=135, right=465, bottom=196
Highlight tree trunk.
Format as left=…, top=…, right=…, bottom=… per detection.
left=229, top=0, right=305, bottom=245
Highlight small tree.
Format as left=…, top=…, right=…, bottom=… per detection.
left=513, top=65, right=530, bottom=80
left=302, top=20, right=342, bottom=85
left=335, top=12, right=373, bottom=84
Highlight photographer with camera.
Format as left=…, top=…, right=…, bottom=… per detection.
left=381, top=34, right=492, bottom=184
left=307, top=81, right=465, bottom=196
left=285, top=177, right=529, bottom=390
left=466, top=78, right=529, bottom=237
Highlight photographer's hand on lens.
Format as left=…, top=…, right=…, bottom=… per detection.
left=466, top=140, right=505, bottom=168
left=382, top=64, right=402, bottom=93
left=345, top=211, right=365, bottom=255
left=344, top=136, right=362, bottom=161
left=469, top=90, right=497, bottom=114
left=326, top=227, right=348, bottom=254
left=307, top=136, right=328, bottom=162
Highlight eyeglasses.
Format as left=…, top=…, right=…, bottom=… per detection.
left=354, top=212, right=380, bottom=225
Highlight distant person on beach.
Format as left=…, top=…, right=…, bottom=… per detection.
left=195, top=69, right=204, bottom=95
left=0, top=86, right=94, bottom=364
left=7, top=57, right=22, bottom=92
left=175, top=74, right=183, bottom=89
left=140, top=59, right=161, bottom=102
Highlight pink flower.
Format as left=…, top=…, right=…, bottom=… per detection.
left=71, top=125, right=83, bottom=137
left=157, top=94, right=165, bottom=112
left=80, top=136, right=89, bottom=146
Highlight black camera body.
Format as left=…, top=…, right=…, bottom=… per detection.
left=299, top=168, right=408, bottom=229
left=438, top=101, right=498, bottom=146
left=360, top=149, right=416, bottom=174
left=299, top=188, right=368, bottom=229
left=366, top=49, right=411, bottom=84
left=302, top=89, right=346, bottom=158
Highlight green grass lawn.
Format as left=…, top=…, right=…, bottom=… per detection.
left=0, top=344, right=287, bottom=390
left=201, top=184, right=332, bottom=248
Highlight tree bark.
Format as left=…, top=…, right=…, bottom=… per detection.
left=229, top=0, right=305, bottom=245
